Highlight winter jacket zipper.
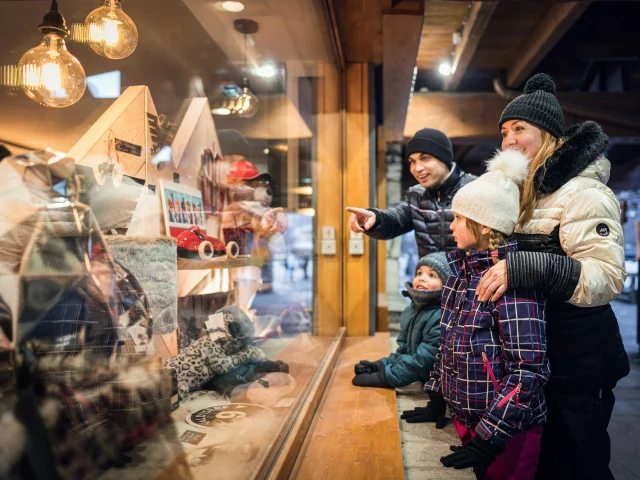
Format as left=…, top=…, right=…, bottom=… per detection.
left=408, top=313, right=417, bottom=355
left=497, top=382, right=522, bottom=409
left=481, top=352, right=500, bottom=391
left=437, top=191, right=445, bottom=251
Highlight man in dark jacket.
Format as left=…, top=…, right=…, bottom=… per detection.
left=347, top=128, right=476, bottom=256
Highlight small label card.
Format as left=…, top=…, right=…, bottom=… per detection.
left=205, top=313, right=227, bottom=341
left=179, top=430, right=207, bottom=446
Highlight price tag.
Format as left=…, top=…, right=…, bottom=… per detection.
left=206, top=313, right=227, bottom=341
left=128, top=324, right=149, bottom=346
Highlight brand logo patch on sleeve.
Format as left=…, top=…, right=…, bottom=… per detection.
left=596, top=223, right=610, bottom=237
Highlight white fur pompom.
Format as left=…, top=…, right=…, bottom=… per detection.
left=486, top=149, right=529, bottom=184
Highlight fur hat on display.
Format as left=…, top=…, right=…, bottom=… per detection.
left=499, top=73, right=564, bottom=138
left=451, top=149, right=529, bottom=235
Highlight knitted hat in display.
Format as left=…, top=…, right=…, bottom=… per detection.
left=499, top=73, right=564, bottom=138
left=451, top=149, right=529, bottom=235
left=218, top=306, right=255, bottom=338
left=415, top=252, right=450, bottom=283
left=406, top=128, right=454, bottom=169
left=218, top=129, right=250, bottom=158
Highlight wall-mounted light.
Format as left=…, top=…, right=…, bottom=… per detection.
left=438, top=62, right=452, bottom=76
left=255, top=64, right=276, bottom=78
left=19, top=0, right=86, bottom=108
left=86, top=0, right=138, bottom=59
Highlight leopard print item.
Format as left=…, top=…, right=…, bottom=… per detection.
left=163, top=336, right=265, bottom=399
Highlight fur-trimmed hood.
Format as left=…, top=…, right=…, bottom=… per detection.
left=535, top=121, right=609, bottom=194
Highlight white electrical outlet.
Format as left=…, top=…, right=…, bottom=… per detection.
left=322, top=226, right=336, bottom=240
left=349, top=238, right=364, bottom=255
left=321, top=239, right=337, bottom=256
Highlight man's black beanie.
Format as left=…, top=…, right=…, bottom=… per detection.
left=406, top=128, right=453, bottom=169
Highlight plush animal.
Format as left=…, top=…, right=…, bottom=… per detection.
left=163, top=306, right=267, bottom=400
left=220, top=160, right=286, bottom=254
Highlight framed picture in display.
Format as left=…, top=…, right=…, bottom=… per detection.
left=159, top=180, right=207, bottom=238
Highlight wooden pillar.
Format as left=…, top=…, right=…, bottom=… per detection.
left=376, top=126, right=388, bottom=332
left=315, top=63, right=343, bottom=336
left=344, top=63, right=373, bottom=336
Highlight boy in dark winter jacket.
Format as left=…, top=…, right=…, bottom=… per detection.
left=415, top=151, right=550, bottom=480
left=352, top=252, right=448, bottom=389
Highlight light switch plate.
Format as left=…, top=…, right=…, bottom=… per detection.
left=321, top=239, right=337, bottom=255
left=349, top=238, right=364, bottom=255
left=322, top=226, right=336, bottom=240
left=350, top=231, right=364, bottom=240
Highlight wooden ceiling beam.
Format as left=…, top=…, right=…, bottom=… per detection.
left=444, top=2, right=498, bottom=91
left=404, top=92, right=640, bottom=139
left=383, top=10, right=423, bottom=142
left=507, top=1, right=591, bottom=88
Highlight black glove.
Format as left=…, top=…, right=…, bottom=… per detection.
left=440, top=437, right=504, bottom=479
left=275, top=360, right=289, bottom=374
left=354, top=360, right=379, bottom=375
left=255, top=360, right=283, bottom=374
left=400, top=392, right=447, bottom=428
left=352, top=369, right=390, bottom=388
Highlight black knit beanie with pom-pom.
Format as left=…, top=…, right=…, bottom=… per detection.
left=499, top=73, right=564, bottom=138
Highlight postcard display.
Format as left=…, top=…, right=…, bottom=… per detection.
left=0, top=86, right=292, bottom=480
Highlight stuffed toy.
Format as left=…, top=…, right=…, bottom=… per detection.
left=163, top=306, right=268, bottom=400
left=220, top=160, right=286, bottom=255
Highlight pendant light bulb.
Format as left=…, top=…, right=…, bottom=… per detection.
left=86, top=0, right=138, bottom=59
left=235, top=78, right=258, bottom=118
left=19, top=0, right=86, bottom=108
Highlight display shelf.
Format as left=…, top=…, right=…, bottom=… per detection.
left=177, top=255, right=265, bottom=271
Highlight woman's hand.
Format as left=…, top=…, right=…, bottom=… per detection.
left=477, top=259, right=508, bottom=302
left=346, top=207, right=376, bottom=233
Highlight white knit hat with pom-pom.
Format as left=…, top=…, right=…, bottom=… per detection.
left=451, top=149, right=529, bottom=235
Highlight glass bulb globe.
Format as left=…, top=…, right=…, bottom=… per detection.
left=19, top=33, right=86, bottom=108
left=236, top=86, right=258, bottom=118
left=86, top=0, right=138, bottom=60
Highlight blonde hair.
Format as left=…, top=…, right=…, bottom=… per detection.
left=465, top=218, right=507, bottom=264
left=518, top=131, right=565, bottom=227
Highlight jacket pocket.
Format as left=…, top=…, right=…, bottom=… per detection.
left=482, top=352, right=500, bottom=391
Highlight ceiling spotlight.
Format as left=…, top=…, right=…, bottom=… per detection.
left=220, top=1, right=245, bottom=12
left=255, top=64, right=276, bottom=78
left=438, top=62, right=452, bottom=76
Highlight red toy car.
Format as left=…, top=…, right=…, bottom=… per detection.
left=176, top=226, right=239, bottom=260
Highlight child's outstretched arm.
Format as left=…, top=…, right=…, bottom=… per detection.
left=475, top=290, right=550, bottom=447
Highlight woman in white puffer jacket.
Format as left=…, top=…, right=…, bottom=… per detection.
left=477, top=73, right=629, bottom=480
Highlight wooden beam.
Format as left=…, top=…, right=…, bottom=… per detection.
left=382, top=10, right=424, bottom=142
left=404, top=92, right=640, bottom=139
left=507, top=2, right=591, bottom=88
left=315, top=63, right=344, bottom=337
left=344, top=64, right=372, bottom=336
left=444, top=2, right=498, bottom=92
left=334, top=0, right=385, bottom=63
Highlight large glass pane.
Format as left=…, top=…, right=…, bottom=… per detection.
left=0, top=1, right=342, bottom=478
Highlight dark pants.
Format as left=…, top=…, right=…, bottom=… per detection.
left=536, top=387, right=615, bottom=480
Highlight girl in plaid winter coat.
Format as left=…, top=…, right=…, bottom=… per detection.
left=423, top=151, right=550, bottom=480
